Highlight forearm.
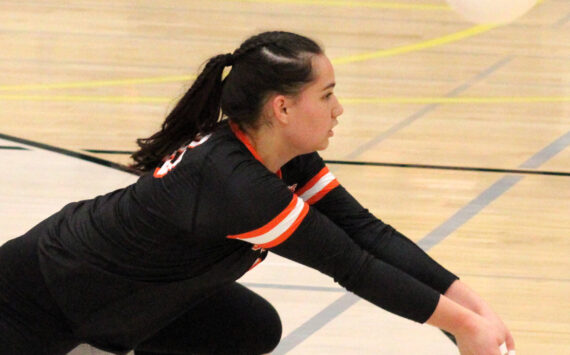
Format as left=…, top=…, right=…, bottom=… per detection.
left=425, top=293, right=478, bottom=336
left=315, top=187, right=458, bottom=293
left=272, top=209, right=441, bottom=323
left=367, top=226, right=459, bottom=293
left=445, top=279, right=493, bottom=315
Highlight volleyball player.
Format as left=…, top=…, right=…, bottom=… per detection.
left=0, top=31, right=514, bottom=355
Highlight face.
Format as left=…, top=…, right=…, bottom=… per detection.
left=280, top=54, right=344, bottom=154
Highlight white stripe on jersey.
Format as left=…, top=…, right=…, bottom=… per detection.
left=227, top=195, right=309, bottom=249
left=299, top=171, right=336, bottom=202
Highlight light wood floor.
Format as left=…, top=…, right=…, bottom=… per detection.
left=1, top=0, right=569, bottom=354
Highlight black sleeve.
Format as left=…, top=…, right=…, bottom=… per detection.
left=314, top=185, right=459, bottom=295
left=222, top=159, right=442, bottom=323
left=272, top=208, right=441, bottom=323
left=286, top=152, right=458, bottom=295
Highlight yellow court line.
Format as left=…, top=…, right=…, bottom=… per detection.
left=332, top=24, right=496, bottom=64
left=1, top=95, right=569, bottom=104
left=227, top=0, right=448, bottom=10
left=0, top=75, right=196, bottom=92
left=0, top=1, right=550, bottom=92
left=0, top=95, right=172, bottom=103
left=0, top=24, right=496, bottom=93
left=340, top=96, right=570, bottom=104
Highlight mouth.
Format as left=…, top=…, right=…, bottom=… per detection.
left=329, top=121, right=338, bottom=137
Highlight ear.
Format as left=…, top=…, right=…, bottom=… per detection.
left=270, top=94, right=290, bottom=125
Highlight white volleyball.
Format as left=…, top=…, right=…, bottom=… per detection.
left=446, top=0, right=538, bottom=24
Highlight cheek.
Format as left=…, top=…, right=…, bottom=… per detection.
left=305, top=106, right=330, bottom=129
left=287, top=121, right=322, bottom=152
left=288, top=103, right=331, bottom=150
left=304, top=113, right=329, bottom=138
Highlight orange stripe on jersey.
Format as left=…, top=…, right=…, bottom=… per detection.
left=229, top=121, right=264, bottom=162
left=229, top=121, right=282, bottom=177
left=230, top=197, right=298, bottom=240
left=296, top=167, right=329, bottom=196
left=304, top=179, right=339, bottom=205
left=256, top=203, right=309, bottom=249
left=227, top=195, right=309, bottom=249
left=296, top=167, right=339, bottom=205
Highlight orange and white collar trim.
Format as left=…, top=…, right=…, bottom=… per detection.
left=229, top=121, right=282, bottom=178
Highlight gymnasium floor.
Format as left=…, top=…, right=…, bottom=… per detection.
left=1, top=1, right=569, bottom=354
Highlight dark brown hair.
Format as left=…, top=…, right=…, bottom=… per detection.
left=131, top=31, right=323, bottom=173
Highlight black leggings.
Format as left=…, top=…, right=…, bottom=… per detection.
left=0, top=231, right=282, bottom=355
left=133, top=282, right=282, bottom=355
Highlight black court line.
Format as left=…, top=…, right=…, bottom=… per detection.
left=325, top=159, right=570, bottom=177
left=0, top=133, right=139, bottom=175
left=0, top=145, right=28, bottom=150
left=8, top=144, right=570, bottom=177
left=79, top=149, right=570, bottom=177
left=84, top=149, right=135, bottom=155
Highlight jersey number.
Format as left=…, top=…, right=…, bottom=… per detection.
left=153, top=134, right=211, bottom=178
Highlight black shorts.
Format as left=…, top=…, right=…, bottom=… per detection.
left=0, top=222, right=282, bottom=355
left=0, top=220, right=78, bottom=355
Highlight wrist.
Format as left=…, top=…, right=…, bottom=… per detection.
left=426, top=294, right=480, bottom=337
left=454, top=309, right=481, bottom=338
left=445, top=280, right=486, bottom=314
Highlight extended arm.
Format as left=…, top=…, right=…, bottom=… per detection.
left=271, top=207, right=442, bottom=322
left=223, top=159, right=443, bottom=322
left=312, top=183, right=514, bottom=353
left=285, top=153, right=457, bottom=293
left=313, top=184, right=458, bottom=294
left=222, top=153, right=514, bottom=353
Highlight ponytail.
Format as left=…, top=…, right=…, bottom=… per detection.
left=131, top=31, right=322, bottom=174
left=131, top=53, right=233, bottom=173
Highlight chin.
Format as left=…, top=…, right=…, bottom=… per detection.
left=316, top=140, right=330, bottom=151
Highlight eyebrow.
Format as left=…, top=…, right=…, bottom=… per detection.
left=322, top=82, right=336, bottom=91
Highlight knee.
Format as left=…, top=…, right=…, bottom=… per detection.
left=258, top=304, right=282, bottom=353
left=240, top=296, right=282, bottom=354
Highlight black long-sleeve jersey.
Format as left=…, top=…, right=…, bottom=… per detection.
left=37, top=121, right=457, bottom=352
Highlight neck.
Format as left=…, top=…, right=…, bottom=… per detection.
left=244, top=124, right=296, bottom=173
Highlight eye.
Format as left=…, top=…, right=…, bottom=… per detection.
left=323, top=92, right=333, bottom=100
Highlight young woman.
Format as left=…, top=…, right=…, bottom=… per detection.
left=0, top=31, right=515, bottom=355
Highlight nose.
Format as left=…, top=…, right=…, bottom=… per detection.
left=332, top=101, right=343, bottom=119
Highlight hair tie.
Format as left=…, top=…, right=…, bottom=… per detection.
left=224, top=53, right=235, bottom=66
